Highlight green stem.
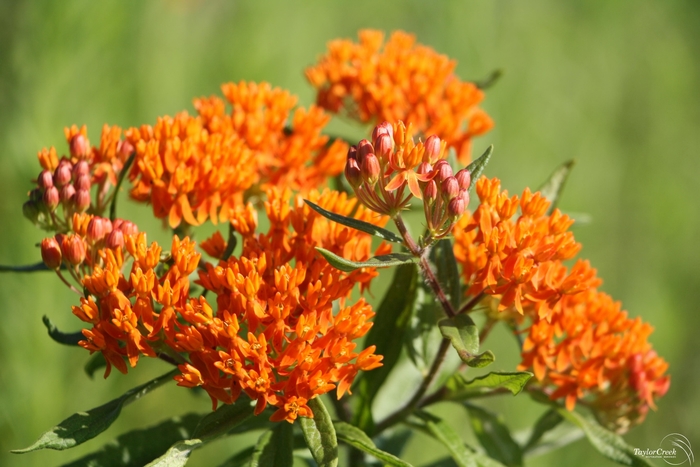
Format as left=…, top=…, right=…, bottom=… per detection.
left=0, top=262, right=50, bottom=273
left=457, top=292, right=485, bottom=315
left=109, top=151, right=135, bottom=221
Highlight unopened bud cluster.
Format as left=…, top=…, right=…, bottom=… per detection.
left=344, top=121, right=471, bottom=240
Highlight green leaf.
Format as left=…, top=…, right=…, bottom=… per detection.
left=519, top=421, right=583, bottom=459
left=355, top=264, right=419, bottom=433
left=316, top=248, right=417, bottom=272
left=300, top=398, right=338, bottom=467
left=60, top=413, right=201, bottom=467
left=438, top=315, right=479, bottom=363
left=305, top=199, right=403, bottom=243
left=413, top=412, right=479, bottom=467
left=429, top=239, right=461, bottom=311
left=466, top=350, right=495, bottom=368
left=147, top=399, right=256, bottom=467
left=464, top=403, right=523, bottom=467
left=537, top=160, right=575, bottom=215
left=216, top=447, right=256, bottom=467
left=556, top=408, right=655, bottom=466
left=404, top=278, right=445, bottom=374
left=474, top=69, right=504, bottom=90
left=521, top=409, right=563, bottom=452
left=465, top=145, right=493, bottom=194
left=12, top=369, right=179, bottom=453
left=84, top=352, right=108, bottom=379
left=334, top=422, right=413, bottom=467
left=250, top=422, right=294, bottom=467
left=42, top=315, right=83, bottom=346
left=445, top=372, right=533, bottom=400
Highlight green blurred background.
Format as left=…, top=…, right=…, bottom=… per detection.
left=1, top=1, right=698, bottom=466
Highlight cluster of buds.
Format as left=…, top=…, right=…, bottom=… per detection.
left=24, top=159, right=93, bottom=229
left=344, top=121, right=471, bottom=240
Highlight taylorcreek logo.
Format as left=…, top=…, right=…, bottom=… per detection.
left=634, top=434, right=694, bottom=465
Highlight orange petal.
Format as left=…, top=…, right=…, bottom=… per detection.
left=384, top=171, right=407, bottom=192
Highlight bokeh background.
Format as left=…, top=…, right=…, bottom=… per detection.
left=1, top=1, right=698, bottom=466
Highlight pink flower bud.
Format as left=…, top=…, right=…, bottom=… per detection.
left=372, top=121, right=394, bottom=141
left=74, top=174, right=91, bottom=191
left=103, top=218, right=113, bottom=234
left=433, top=160, right=453, bottom=182
left=60, top=184, right=76, bottom=204
left=53, top=162, right=73, bottom=187
left=61, top=234, right=86, bottom=265
left=74, top=189, right=91, bottom=212
left=448, top=197, right=465, bottom=217
left=374, top=134, right=393, bottom=160
left=424, top=135, right=442, bottom=163
left=43, top=186, right=60, bottom=211
left=361, top=153, right=381, bottom=185
left=38, top=170, right=54, bottom=189
left=441, top=177, right=460, bottom=200
left=73, top=160, right=90, bottom=178
left=87, top=217, right=107, bottom=242
left=347, top=145, right=358, bottom=161
left=70, top=134, right=90, bottom=158
left=344, top=157, right=362, bottom=188
left=424, top=180, right=438, bottom=203
left=41, top=237, right=63, bottom=269
left=455, top=169, right=471, bottom=191
left=106, top=229, right=124, bottom=249
left=118, top=220, right=138, bottom=236
left=357, top=139, right=374, bottom=165
left=117, top=139, right=134, bottom=157
left=461, top=189, right=470, bottom=207
left=417, top=162, right=433, bottom=177
left=112, top=219, right=123, bottom=231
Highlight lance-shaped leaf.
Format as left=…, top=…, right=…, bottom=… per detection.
left=556, top=408, right=655, bottom=466
left=250, top=422, right=294, bottom=467
left=146, top=399, right=256, bottom=467
left=13, top=369, right=180, bottom=453
left=355, top=264, right=419, bottom=433
left=464, top=403, right=523, bottom=467
left=538, top=160, right=575, bottom=215
left=305, top=199, right=403, bottom=243
left=445, top=372, right=533, bottom=400
left=60, top=413, right=201, bottom=467
left=521, top=409, right=564, bottom=453
left=300, top=398, right=338, bottom=467
left=412, top=411, right=479, bottom=467
left=438, top=315, right=494, bottom=368
left=334, top=422, right=413, bottom=467
left=316, top=248, right=417, bottom=273
left=42, top=315, right=83, bottom=346
left=465, top=145, right=493, bottom=195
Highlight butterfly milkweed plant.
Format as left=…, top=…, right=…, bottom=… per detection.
left=6, top=30, right=669, bottom=467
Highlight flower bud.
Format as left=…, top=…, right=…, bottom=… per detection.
left=37, top=170, right=54, bottom=190
left=455, top=169, right=471, bottom=191
left=357, top=139, right=374, bottom=164
left=460, top=189, right=470, bottom=207
left=60, top=184, right=76, bottom=204
left=29, top=188, right=43, bottom=203
left=344, top=157, right=362, bottom=188
left=347, top=145, right=358, bottom=161
left=434, top=160, right=453, bottom=182
left=41, top=237, right=62, bottom=269
left=118, top=220, right=138, bottom=236
left=70, top=134, right=90, bottom=158
left=23, top=201, right=41, bottom=223
left=62, top=234, right=86, bottom=265
left=74, top=189, right=91, bottom=212
left=424, top=180, right=438, bottom=203
left=87, top=217, right=107, bottom=242
left=53, top=162, right=73, bottom=187
left=448, top=197, right=465, bottom=218
left=106, top=229, right=124, bottom=249
left=74, top=174, right=91, bottom=191
left=361, top=153, right=381, bottom=185
left=73, top=160, right=90, bottom=178
left=441, top=177, right=460, bottom=200
left=43, top=186, right=60, bottom=211
left=117, top=139, right=134, bottom=158
left=372, top=121, right=393, bottom=141
left=424, top=135, right=442, bottom=163
left=374, top=134, right=393, bottom=160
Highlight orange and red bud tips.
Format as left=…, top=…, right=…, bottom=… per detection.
left=424, top=180, right=438, bottom=203
left=448, top=197, right=465, bottom=217
left=60, top=184, right=76, bottom=204
left=87, top=217, right=107, bottom=242
left=69, top=134, right=90, bottom=158
left=371, top=121, right=393, bottom=141
left=434, top=160, right=453, bottom=182
left=43, top=186, right=60, bottom=211
left=73, top=160, right=90, bottom=178
left=117, top=139, right=134, bottom=158
left=106, top=229, right=124, bottom=249
left=118, top=220, right=138, bottom=236
left=38, top=170, right=54, bottom=189
left=62, top=234, right=86, bottom=265
left=74, top=189, right=91, bottom=212
left=75, top=174, right=91, bottom=191
left=41, top=237, right=62, bottom=269
left=441, top=177, right=460, bottom=200
left=423, top=135, right=442, bottom=163
left=361, top=153, right=381, bottom=185
left=344, top=157, right=362, bottom=188
left=374, top=133, right=393, bottom=160
left=455, top=169, right=471, bottom=191
left=54, top=162, right=73, bottom=187
left=357, top=139, right=373, bottom=164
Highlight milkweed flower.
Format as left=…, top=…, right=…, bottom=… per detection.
left=306, top=30, right=493, bottom=163
left=127, top=81, right=348, bottom=228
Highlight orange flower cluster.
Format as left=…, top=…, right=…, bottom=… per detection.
left=453, top=177, right=669, bottom=430
left=127, top=81, right=348, bottom=228
left=183, top=188, right=388, bottom=422
left=306, top=30, right=493, bottom=163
